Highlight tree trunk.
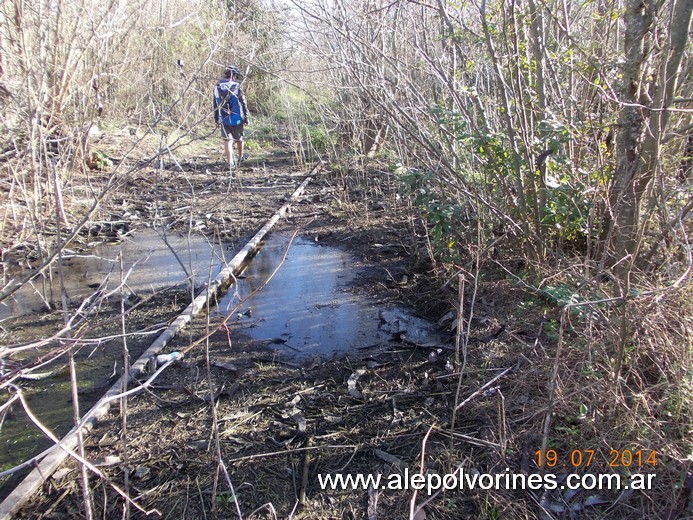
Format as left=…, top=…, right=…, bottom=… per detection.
left=609, top=0, right=692, bottom=270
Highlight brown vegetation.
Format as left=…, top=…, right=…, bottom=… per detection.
left=0, top=0, right=691, bottom=518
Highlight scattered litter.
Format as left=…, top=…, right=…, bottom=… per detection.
left=133, top=466, right=151, bottom=479
left=155, top=351, right=182, bottom=368
left=187, top=440, right=208, bottom=451
left=291, top=410, right=307, bottom=435
left=390, top=409, right=404, bottom=428
left=286, top=395, right=301, bottom=408
left=52, top=468, right=72, bottom=480
left=428, top=349, right=441, bottom=363
left=93, top=455, right=121, bottom=467
left=379, top=308, right=448, bottom=347
left=374, top=449, right=405, bottom=469
left=540, top=479, right=614, bottom=517
left=483, top=386, right=499, bottom=397
left=347, top=368, right=366, bottom=399
left=220, top=409, right=253, bottom=422
left=236, top=308, right=253, bottom=319
left=213, top=361, right=238, bottom=372
left=220, top=434, right=252, bottom=445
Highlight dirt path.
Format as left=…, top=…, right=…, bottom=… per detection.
left=4, top=137, right=582, bottom=519
left=5, top=139, right=472, bottom=518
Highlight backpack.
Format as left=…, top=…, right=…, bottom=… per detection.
left=215, top=80, right=243, bottom=126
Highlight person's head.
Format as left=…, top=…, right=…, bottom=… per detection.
left=224, top=64, right=241, bottom=80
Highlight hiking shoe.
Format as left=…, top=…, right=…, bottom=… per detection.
left=239, top=153, right=249, bottom=163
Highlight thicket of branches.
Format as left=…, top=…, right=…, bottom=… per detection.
left=284, top=0, right=692, bottom=510
left=0, top=0, right=282, bottom=250
left=0, top=1, right=286, bottom=513
left=0, top=0, right=690, bottom=516
left=289, top=0, right=691, bottom=270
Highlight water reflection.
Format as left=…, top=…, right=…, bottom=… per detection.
left=0, top=229, right=226, bottom=321
left=215, top=236, right=385, bottom=359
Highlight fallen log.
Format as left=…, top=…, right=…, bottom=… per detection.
left=0, top=162, right=323, bottom=520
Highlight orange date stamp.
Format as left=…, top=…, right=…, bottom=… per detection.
left=535, top=449, right=657, bottom=469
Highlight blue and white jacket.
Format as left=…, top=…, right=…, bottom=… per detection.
left=213, top=79, right=248, bottom=126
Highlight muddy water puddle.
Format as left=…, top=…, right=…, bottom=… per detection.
left=214, top=235, right=442, bottom=361
left=1, top=229, right=227, bottom=322
left=0, top=229, right=229, bottom=478
left=0, top=230, right=442, bottom=489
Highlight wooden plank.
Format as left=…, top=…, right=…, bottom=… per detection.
left=0, top=163, right=322, bottom=520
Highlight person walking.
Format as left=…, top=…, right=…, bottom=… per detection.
left=213, top=64, right=249, bottom=169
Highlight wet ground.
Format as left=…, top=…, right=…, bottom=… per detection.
left=1, top=138, right=513, bottom=519
left=0, top=140, right=315, bottom=478
left=0, top=229, right=232, bottom=472
left=1, top=229, right=227, bottom=322
left=216, top=235, right=432, bottom=361
left=0, top=226, right=443, bottom=480
left=1, top=133, right=681, bottom=520
left=0, top=135, right=440, bottom=490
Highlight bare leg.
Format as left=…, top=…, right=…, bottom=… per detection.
left=235, top=139, right=244, bottom=159
left=224, top=139, right=233, bottom=163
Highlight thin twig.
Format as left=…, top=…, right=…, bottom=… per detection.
left=228, top=444, right=359, bottom=464
left=409, top=423, right=436, bottom=520
left=454, top=365, right=515, bottom=412
left=53, top=158, right=93, bottom=520
left=119, top=253, right=131, bottom=519
left=204, top=235, right=242, bottom=520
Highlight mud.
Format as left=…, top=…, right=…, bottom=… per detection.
left=1, top=129, right=676, bottom=520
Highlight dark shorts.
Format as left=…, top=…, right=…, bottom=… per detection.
left=221, top=123, right=244, bottom=141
